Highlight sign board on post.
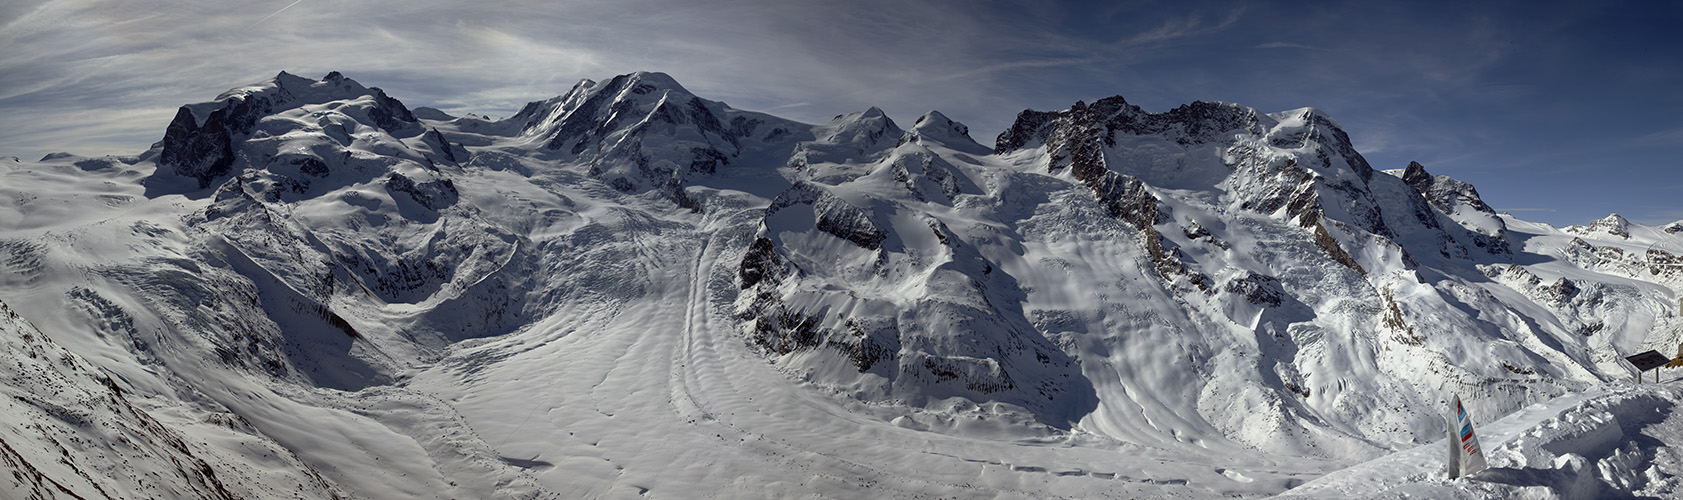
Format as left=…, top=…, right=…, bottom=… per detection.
left=1446, top=394, right=1487, bottom=479
left=1626, top=350, right=1670, bottom=383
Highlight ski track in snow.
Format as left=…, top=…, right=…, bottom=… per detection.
left=403, top=215, right=1327, bottom=499
left=6, top=70, right=1683, bottom=499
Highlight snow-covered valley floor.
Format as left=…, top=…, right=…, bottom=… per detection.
left=399, top=228, right=1335, bottom=499
left=6, top=70, right=1683, bottom=499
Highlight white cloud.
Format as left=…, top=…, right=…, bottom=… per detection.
left=0, top=0, right=1675, bottom=234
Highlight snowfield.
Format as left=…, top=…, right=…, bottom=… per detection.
left=2, top=71, right=1681, bottom=499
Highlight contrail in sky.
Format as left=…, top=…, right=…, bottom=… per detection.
left=245, top=0, right=308, bottom=31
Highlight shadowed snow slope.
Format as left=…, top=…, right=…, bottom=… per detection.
left=3, top=72, right=1681, bottom=499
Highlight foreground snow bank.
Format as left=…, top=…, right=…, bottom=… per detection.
left=1280, top=382, right=1683, bottom=499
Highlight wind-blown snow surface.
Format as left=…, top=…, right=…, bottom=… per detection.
left=3, top=71, right=1682, bottom=498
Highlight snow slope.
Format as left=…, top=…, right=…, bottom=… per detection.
left=1279, top=381, right=1683, bottom=499
left=3, top=71, right=1681, bottom=499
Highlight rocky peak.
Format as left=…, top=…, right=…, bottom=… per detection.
left=1400, top=161, right=1433, bottom=191
left=518, top=72, right=732, bottom=154
left=994, top=96, right=1270, bottom=157
left=995, top=95, right=1416, bottom=276
left=1158, top=100, right=1263, bottom=144
left=483, top=72, right=773, bottom=204
left=765, top=182, right=886, bottom=250
left=1392, top=161, right=1494, bottom=215
left=153, top=72, right=418, bottom=190
left=1570, top=214, right=1631, bottom=239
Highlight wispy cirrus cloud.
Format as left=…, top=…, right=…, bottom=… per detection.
left=1253, top=42, right=1324, bottom=50
left=1, top=1, right=1678, bottom=228
left=0, top=0, right=1257, bottom=160
left=1629, top=128, right=1683, bottom=148
left=1119, top=7, right=1246, bottom=46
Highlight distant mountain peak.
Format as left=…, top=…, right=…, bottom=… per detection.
left=903, top=110, right=988, bottom=154
left=620, top=70, right=691, bottom=96
left=14, top=69, right=1683, bottom=499
left=149, top=71, right=418, bottom=191
left=817, top=107, right=902, bottom=147
left=1566, top=213, right=1632, bottom=239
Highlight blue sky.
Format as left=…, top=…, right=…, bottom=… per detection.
left=2, top=0, right=1679, bottom=226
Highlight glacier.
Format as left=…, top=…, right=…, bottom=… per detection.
left=2, top=70, right=1682, bottom=499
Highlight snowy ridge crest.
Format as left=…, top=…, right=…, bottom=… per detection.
left=4, top=70, right=1683, bottom=499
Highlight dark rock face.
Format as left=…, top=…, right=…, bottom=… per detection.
left=738, top=237, right=784, bottom=289
left=750, top=307, right=823, bottom=354
left=1582, top=215, right=1631, bottom=240
left=158, top=107, right=236, bottom=189
left=1311, top=218, right=1368, bottom=275
left=542, top=75, right=632, bottom=153
left=999, top=99, right=1405, bottom=258
left=922, top=355, right=1014, bottom=393
left=1299, top=113, right=1376, bottom=183
left=1401, top=161, right=1495, bottom=214
left=736, top=234, right=897, bottom=372
left=1088, top=172, right=1163, bottom=228
left=385, top=173, right=459, bottom=211
left=767, top=183, right=886, bottom=250
left=994, top=109, right=1061, bottom=154
left=888, top=152, right=969, bottom=202
left=1157, top=100, right=1265, bottom=145
left=1400, top=161, right=1435, bottom=195
left=155, top=71, right=422, bottom=191
left=1224, top=272, right=1286, bottom=307
left=842, top=319, right=899, bottom=371
left=995, top=98, right=1221, bottom=285
left=294, top=157, right=330, bottom=178
left=995, top=96, right=1266, bottom=156
left=424, top=128, right=458, bottom=163
left=688, top=147, right=729, bottom=174
left=1235, top=154, right=1317, bottom=218
left=814, top=194, right=886, bottom=250
left=739, top=298, right=901, bottom=373
left=367, top=88, right=417, bottom=133
left=1395, top=161, right=1511, bottom=257
left=1544, top=277, right=1579, bottom=302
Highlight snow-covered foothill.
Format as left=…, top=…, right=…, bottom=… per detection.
left=3, top=70, right=1682, bottom=499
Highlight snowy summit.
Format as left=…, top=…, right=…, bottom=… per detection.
left=3, top=71, right=1682, bottom=499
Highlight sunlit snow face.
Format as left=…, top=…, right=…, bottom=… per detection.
left=8, top=58, right=1683, bottom=499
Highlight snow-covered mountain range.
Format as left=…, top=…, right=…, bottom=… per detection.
left=4, top=71, right=1682, bottom=499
